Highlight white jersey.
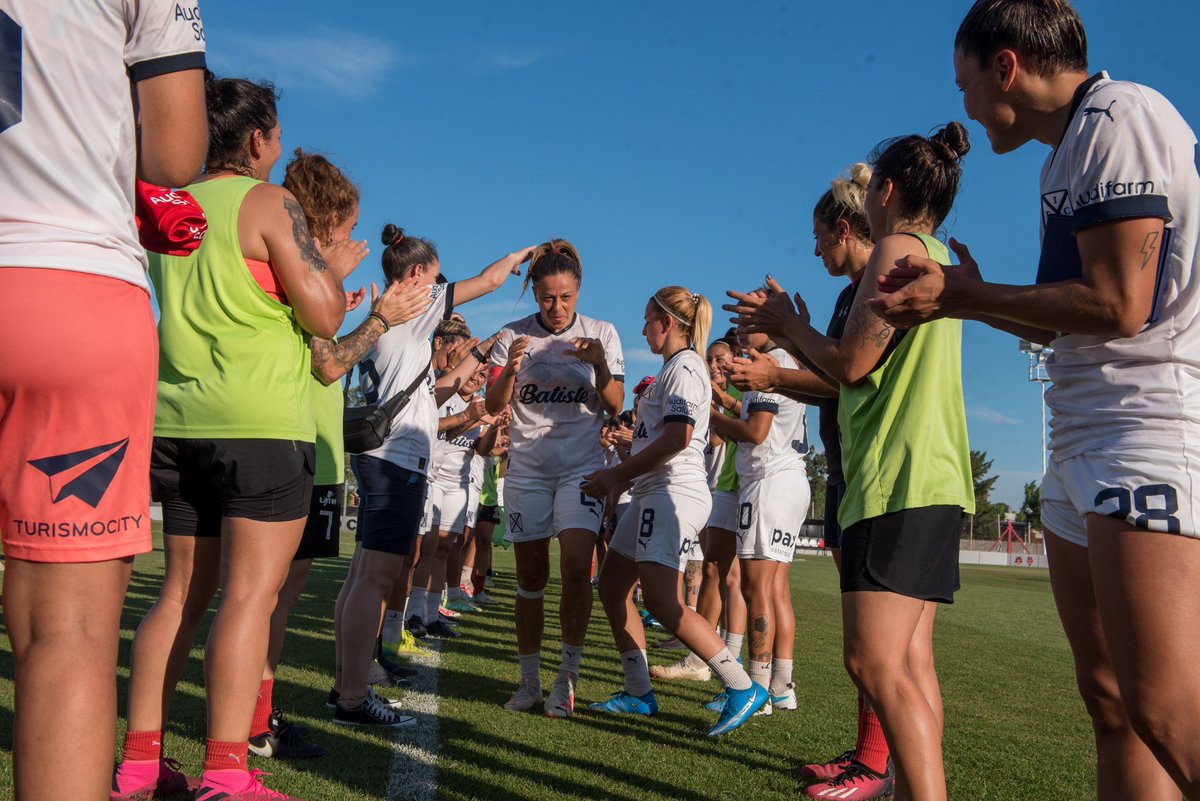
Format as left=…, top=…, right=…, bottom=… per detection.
left=432, top=392, right=485, bottom=490
left=631, top=348, right=711, bottom=493
left=360, top=282, right=454, bottom=474
left=736, top=348, right=808, bottom=481
left=0, top=0, right=206, bottom=289
left=491, top=312, right=624, bottom=478
left=1037, top=73, right=1200, bottom=460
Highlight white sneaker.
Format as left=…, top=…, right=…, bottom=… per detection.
left=770, top=684, right=798, bottom=710
left=649, top=657, right=711, bottom=682
left=503, top=680, right=543, bottom=712
left=473, top=590, right=496, bottom=605
left=544, top=671, right=576, bottom=718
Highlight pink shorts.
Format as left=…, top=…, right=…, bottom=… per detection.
left=0, top=268, right=157, bottom=562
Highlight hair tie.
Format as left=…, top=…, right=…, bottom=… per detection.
left=391, top=231, right=404, bottom=246
left=691, top=293, right=700, bottom=303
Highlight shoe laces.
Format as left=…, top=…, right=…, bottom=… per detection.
left=364, top=694, right=399, bottom=722
left=829, top=761, right=884, bottom=787
left=243, top=769, right=292, bottom=800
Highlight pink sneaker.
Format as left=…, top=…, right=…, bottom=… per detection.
left=111, top=757, right=196, bottom=800
left=803, top=760, right=894, bottom=800
left=799, top=749, right=855, bottom=780
left=195, top=768, right=306, bottom=800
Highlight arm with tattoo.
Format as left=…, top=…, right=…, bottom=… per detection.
left=310, top=314, right=387, bottom=386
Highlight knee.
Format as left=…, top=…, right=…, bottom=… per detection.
left=1074, top=667, right=1131, bottom=736
left=1123, top=687, right=1192, bottom=753
left=843, top=647, right=894, bottom=696
left=516, top=565, right=549, bottom=594
left=560, top=559, right=591, bottom=587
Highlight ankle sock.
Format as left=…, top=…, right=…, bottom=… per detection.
left=747, top=659, right=771, bottom=690
left=203, top=739, right=248, bottom=773
left=250, top=679, right=273, bottom=738
left=425, top=590, right=441, bottom=623
left=619, top=649, right=652, bottom=696
left=724, top=630, right=744, bottom=657
left=768, top=658, right=793, bottom=696
left=559, top=643, right=582, bottom=676
left=408, top=588, right=427, bottom=623
left=518, top=652, right=541, bottom=683
left=856, top=696, right=890, bottom=774
left=122, top=729, right=163, bottom=762
left=381, top=609, right=405, bottom=643
left=706, top=647, right=752, bottom=691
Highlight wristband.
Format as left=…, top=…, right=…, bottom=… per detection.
left=470, top=346, right=487, bottom=363
left=369, top=311, right=390, bottom=333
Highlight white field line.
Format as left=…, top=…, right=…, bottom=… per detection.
left=386, top=639, right=441, bottom=801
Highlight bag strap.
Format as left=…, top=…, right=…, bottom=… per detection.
left=378, top=358, right=432, bottom=418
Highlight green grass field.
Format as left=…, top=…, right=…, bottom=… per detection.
left=0, top=532, right=1097, bottom=801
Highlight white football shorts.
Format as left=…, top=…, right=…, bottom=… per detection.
left=736, top=468, right=810, bottom=563
left=609, top=483, right=711, bottom=570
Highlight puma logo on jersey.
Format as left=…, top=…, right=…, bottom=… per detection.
left=1083, top=99, right=1116, bottom=121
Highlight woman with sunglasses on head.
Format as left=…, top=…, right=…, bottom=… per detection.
left=485, top=239, right=625, bottom=718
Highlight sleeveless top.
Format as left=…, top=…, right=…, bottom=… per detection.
left=836, top=233, right=974, bottom=529
left=150, top=176, right=314, bottom=441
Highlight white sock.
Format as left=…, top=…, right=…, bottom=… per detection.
left=519, top=652, right=541, bottom=683
left=425, top=590, right=441, bottom=624
left=707, top=647, right=752, bottom=691
left=683, top=651, right=707, bottom=670
left=460, top=566, right=472, bottom=587
left=769, top=658, right=794, bottom=695
left=620, top=649, right=652, bottom=696
left=381, top=610, right=404, bottom=643
left=747, top=659, right=771, bottom=690
left=724, top=630, right=744, bottom=657
left=559, top=644, right=583, bottom=676
left=408, top=588, right=427, bottom=623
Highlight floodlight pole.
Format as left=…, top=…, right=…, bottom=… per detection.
left=1019, top=341, right=1052, bottom=477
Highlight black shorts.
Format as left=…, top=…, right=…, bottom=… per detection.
left=477, top=504, right=500, bottom=526
left=294, top=484, right=344, bottom=560
left=840, top=505, right=963, bottom=604
left=151, top=438, right=314, bottom=537
left=352, top=454, right=426, bottom=555
left=824, top=481, right=846, bottom=550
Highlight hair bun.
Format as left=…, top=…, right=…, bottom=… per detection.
left=381, top=223, right=405, bottom=247
left=848, top=162, right=872, bottom=188
left=930, top=122, right=971, bottom=162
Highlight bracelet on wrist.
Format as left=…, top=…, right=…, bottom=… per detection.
left=470, top=346, right=487, bottom=363
left=369, top=311, right=390, bottom=333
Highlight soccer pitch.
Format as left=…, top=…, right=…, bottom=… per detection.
left=0, top=535, right=1096, bottom=800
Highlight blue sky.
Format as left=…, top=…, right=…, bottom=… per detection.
left=201, top=0, right=1198, bottom=509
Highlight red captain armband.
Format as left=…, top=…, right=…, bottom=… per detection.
left=487, top=365, right=505, bottom=389
left=135, top=180, right=208, bottom=256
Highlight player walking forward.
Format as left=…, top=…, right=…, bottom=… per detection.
left=584, top=286, right=770, bottom=735
left=486, top=239, right=625, bottom=718
left=872, top=3, right=1200, bottom=798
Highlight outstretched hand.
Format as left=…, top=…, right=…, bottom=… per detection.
left=565, top=337, right=606, bottom=366
left=867, top=237, right=981, bottom=328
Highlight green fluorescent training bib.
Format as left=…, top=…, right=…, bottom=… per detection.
left=150, top=176, right=314, bottom=442
left=837, top=233, right=974, bottom=529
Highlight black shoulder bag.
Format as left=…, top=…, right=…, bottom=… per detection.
left=343, top=359, right=431, bottom=455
